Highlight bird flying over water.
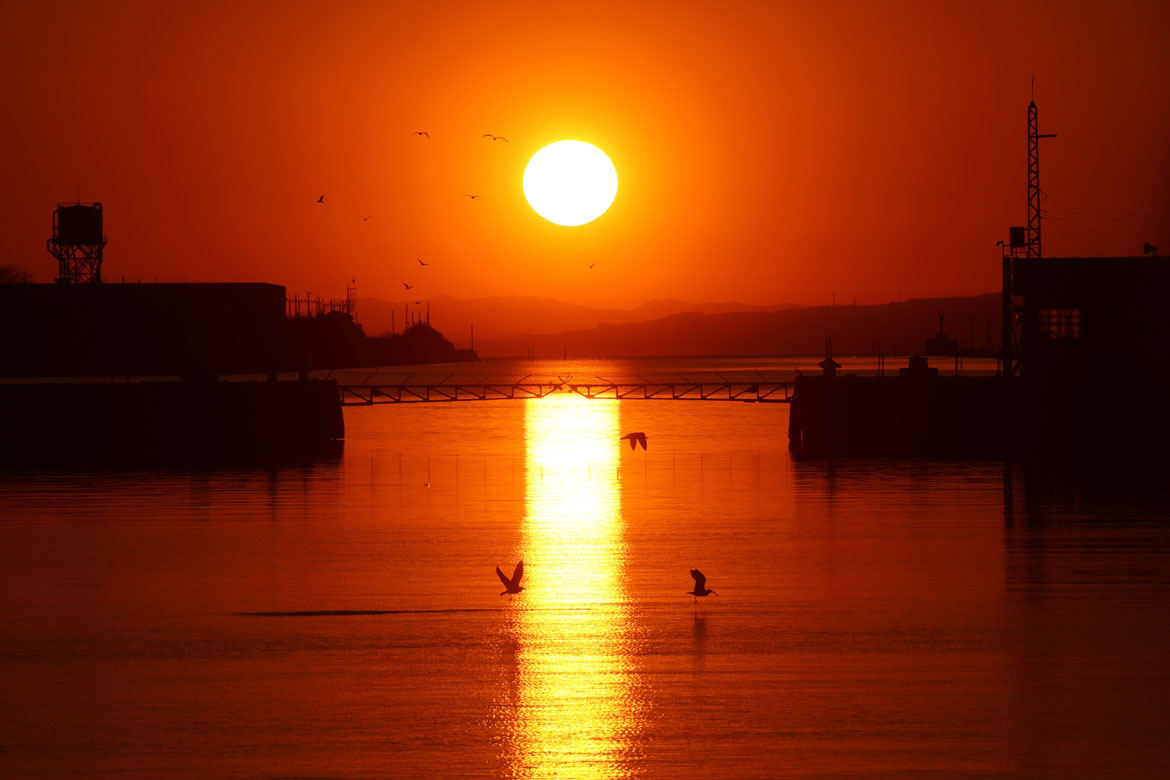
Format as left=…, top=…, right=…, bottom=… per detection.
left=688, top=568, right=718, bottom=603
left=413, top=131, right=430, bottom=138
left=464, top=194, right=482, bottom=199
left=497, top=560, right=525, bottom=597
left=316, top=195, right=325, bottom=203
left=482, top=134, right=509, bottom=142
left=621, top=432, right=647, bottom=450
left=403, top=282, right=413, bottom=290
left=418, top=258, right=429, bottom=266
left=587, top=263, right=597, bottom=269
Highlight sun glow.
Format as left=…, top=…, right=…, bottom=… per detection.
left=523, top=141, right=618, bottom=227
left=501, top=393, right=643, bottom=778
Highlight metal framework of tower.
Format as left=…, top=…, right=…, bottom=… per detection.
left=346, top=280, right=357, bottom=317
left=48, top=202, right=106, bottom=284
left=1027, top=101, right=1041, bottom=258
left=1026, top=101, right=1056, bottom=258
left=1003, top=99, right=1056, bottom=375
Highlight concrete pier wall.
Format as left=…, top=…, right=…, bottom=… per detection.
left=788, top=371, right=1169, bottom=458
left=0, top=379, right=343, bottom=465
left=788, top=374, right=1011, bottom=457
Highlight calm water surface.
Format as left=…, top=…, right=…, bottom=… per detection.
left=2, top=358, right=1169, bottom=778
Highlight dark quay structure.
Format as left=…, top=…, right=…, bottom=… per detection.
left=788, top=254, right=1169, bottom=457
left=788, top=98, right=1167, bottom=458
left=1, top=202, right=414, bottom=464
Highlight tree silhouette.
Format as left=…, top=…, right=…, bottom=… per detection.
left=0, top=265, right=31, bottom=284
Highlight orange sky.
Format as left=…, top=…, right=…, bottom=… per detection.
left=2, top=0, right=1167, bottom=308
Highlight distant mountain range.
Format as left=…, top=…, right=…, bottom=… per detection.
left=471, top=293, right=1003, bottom=358
left=354, top=294, right=801, bottom=344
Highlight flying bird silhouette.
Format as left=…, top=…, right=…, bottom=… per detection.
left=413, top=131, right=430, bottom=138
left=482, top=134, right=509, bottom=142
left=403, top=282, right=413, bottom=290
left=361, top=215, right=373, bottom=221
left=587, top=263, right=597, bottom=269
left=688, top=568, right=718, bottom=604
left=464, top=194, right=483, bottom=200
left=316, top=195, right=325, bottom=204
left=418, top=258, right=429, bottom=266
left=621, top=432, right=647, bottom=450
left=497, top=560, right=525, bottom=597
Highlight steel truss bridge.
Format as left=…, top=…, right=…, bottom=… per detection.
left=338, top=373, right=791, bottom=406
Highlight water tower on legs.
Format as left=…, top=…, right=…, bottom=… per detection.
left=48, top=202, right=106, bottom=284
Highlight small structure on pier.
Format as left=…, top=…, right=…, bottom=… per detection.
left=924, top=314, right=958, bottom=356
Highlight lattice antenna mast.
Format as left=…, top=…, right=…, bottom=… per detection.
left=1026, top=83, right=1057, bottom=258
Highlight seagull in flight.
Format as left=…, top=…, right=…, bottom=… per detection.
left=496, top=560, right=525, bottom=597
left=621, top=432, right=647, bottom=450
left=688, top=568, right=718, bottom=604
left=413, top=131, right=430, bottom=138
left=482, top=134, right=509, bottom=142
left=317, top=195, right=325, bottom=204
left=464, top=194, right=483, bottom=200
left=418, top=258, right=429, bottom=266
left=403, top=282, right=413, bottom=290
left=587, top=263, right=597, bottom=269
left=361, top=215, right=373, bottom=222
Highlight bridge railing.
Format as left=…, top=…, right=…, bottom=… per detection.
left=338, top=371, right=791, bottom=406
left=339, top=380, right=562, bottom=406
left=562, top=379, right=789, bottom=402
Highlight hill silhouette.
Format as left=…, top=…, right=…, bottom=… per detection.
left=354, top=294, right=801, bottom=344
left=473, top=293, right=1001, bottom=357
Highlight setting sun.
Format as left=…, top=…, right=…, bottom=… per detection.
left=523, top=141, right=618, bottom=227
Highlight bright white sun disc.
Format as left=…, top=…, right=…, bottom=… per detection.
left=523, top=140, right=618, bottom=227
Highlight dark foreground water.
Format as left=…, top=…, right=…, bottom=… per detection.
left=2, top=359, right=1169, bottom=778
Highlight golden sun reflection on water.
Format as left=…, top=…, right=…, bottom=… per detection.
left=504, top=393, right=644, bottom=779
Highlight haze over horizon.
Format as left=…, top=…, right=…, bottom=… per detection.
left=3, top=1, right=1168, bottom=309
